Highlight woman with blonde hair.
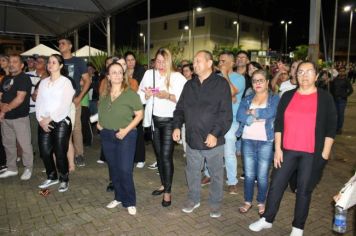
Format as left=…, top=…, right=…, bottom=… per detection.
left=138, top=48, right=186, bottom=207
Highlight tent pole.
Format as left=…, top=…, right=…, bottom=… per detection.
left=35, top=34, right=40, bottom=46
left=89, top=22, right=91, bottom=62
left=106, top=16, right=111, bottom=56
left=147, top=0, right=150, bottom=66
left=74, top=29, right=79, bottom=55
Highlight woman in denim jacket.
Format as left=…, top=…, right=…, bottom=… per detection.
left=236, top=69, right=279, bottom=215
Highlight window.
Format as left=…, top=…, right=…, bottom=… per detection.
left=178, top=18, right=189, bottom=30
left=196, top=16, right=205, bottom=27
left=163, top=22, right=167, bottom=30
left=225, top=18, right=233, bottom=29
left=241, top=22, right=250, bottom=32
left=255, top=26, right=260, bottom=33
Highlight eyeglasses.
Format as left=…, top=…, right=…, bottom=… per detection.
left=252, top=79, right=266, bottom=84
left=297, top=69, right=315, bottom=76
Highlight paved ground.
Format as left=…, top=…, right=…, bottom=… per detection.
left=1, top=87, right=356, bottom=236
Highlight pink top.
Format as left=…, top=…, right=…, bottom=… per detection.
left=283, top=91, right=317, bottom=153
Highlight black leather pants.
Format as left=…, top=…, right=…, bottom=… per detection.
left=39, top=118, right=72, bottom=182
left=152, top=116, right=174, bottom=193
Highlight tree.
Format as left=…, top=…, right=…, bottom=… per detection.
left=292, top=45, right=308, bottom=61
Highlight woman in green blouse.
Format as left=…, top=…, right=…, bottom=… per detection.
left=97, top=62, right=143, bottom=215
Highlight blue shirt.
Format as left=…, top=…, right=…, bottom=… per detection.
left=227, top=72, right=245, bottom=123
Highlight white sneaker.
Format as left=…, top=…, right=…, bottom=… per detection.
left=0, top=170, right=18, bottom=178
left=97, top=160, right=104, bottom=164
left=290, top=227, right=303, bottom=236
left=38, top=179, right=59, bottom=189
left=106, top=200, right=122, bottom=209
left=136, top=162, right=145, bottom=168
left=182, top=202, right=200, bottom=213
left=249, top=217, right=272, bottom=232
left=20, top=168, right=32, bottom=180
left=147, top=162, right=157, bottom=170
left=127, top=206, right=137, bottom=215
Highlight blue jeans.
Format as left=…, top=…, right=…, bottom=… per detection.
left=242, top=139, right=273, bottom=203
left=204, top=123, right=239, bottom=185
left=100, top=129, right=137, bottom=207
left=334, top=98, right=347, bottom=131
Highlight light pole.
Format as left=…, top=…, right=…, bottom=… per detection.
left=344, top=6, right=354, bottom=70
left=191, top=6, right=202, bottom=57
left=233, top=20, right=239, bottom=47
left=184, top=25, right=191, bottom=59
left=139, top=32, right=145, bottom=54
left=280, top=20, right=292, bottom=55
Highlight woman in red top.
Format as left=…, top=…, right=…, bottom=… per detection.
left=249, top=61, right=337, bottom=236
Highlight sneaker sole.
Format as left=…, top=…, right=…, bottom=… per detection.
left=58, top=187, right=68, bottom=193
left=0, top=173, right=18, bottom=178
left=201, top=182, right=211, bottom=186
left=210, top=213, right=221, bottom=218
left=21, top=175, right=32, bottom=181
left=106, top=202, right=122, bottom=208
left=38, top=180, right=59, bottom=189
left=182, top=203, right=200, bottom=213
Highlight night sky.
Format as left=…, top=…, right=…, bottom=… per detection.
left=109, top=0, right=355, bottom=53
left=24, top=0, right=355, bottom=55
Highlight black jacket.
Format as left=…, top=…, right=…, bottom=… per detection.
left=275, top=88, right=337, bottom=157
left=133, top=64, right=146, bottom=84
left=330, top=77, right=353, bottom=100
left=173, top=73, right=232, bottom=150
left=275, top=88, right=337, bottom=188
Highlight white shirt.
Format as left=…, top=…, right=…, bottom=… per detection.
left=138, top=69, right=186, bottom=118
left=36, top=76, right=75, bottom=122
left=26, top=71, right=41, bottom=113
left=242, top=103, right=267, bottom=141
left=279, top=80, right=297, bottom=97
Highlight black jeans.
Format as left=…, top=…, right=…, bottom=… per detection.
left=81, top=106, right=93, bottom=146
left=152, top=116, right=174, bottom=193
left=39, top=118, right=72, bottom=182
left=134, top=121, right=145, bottom=163
left=263, top=150, right=327, bottom=229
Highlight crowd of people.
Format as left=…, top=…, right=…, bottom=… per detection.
left=0, top=39, right=354, bottom=235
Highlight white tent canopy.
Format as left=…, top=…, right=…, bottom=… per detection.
left=73, top=45, right=105, bottom=57
left=20, top=43, right=59, bottom=56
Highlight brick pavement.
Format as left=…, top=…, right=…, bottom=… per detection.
left=1, top=87, right=356, bottom=236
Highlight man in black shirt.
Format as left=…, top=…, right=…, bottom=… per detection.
left=330, top=66, right=354, bottom=134
left=0, top=54, right=33, bottom=180
left=59, top=38, right=91, bottom=167
left=173, top=50, right=232, bottom=218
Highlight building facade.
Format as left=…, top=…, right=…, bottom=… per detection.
left=138, top=7, right=272, bottom=61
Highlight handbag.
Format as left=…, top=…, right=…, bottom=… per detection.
left=335, top=171, right=356, bottom=210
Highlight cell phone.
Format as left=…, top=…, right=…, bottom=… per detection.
left=150, top=88, right=160, bottom=94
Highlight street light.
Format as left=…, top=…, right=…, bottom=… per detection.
left=184, top=25, right=191, bottom=59
left=280, top=20, right=292, bottom=55
left=192, top=6, right=202, bottom=57
left=139, top=32, right=145, bottom=53
left=344, top=5, right=354, bottom=70
left=233, top=20, right=239, bottom=47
